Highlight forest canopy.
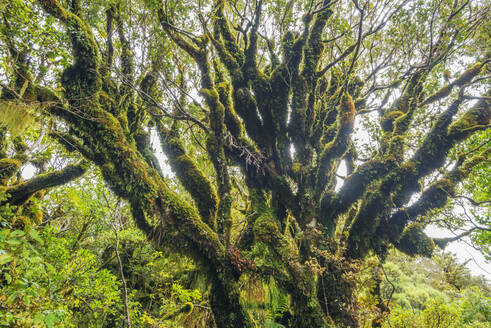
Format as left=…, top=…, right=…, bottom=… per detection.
left=0, top=0, right=490, bottom=327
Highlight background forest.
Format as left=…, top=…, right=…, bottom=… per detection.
left=0, top=0, right=490, bottom=327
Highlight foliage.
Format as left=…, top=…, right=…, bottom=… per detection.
left=380, top=250, right=490, bottom=328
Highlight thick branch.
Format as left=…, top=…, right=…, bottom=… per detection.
left=423, top=62, right=484, bottom=106
left=320, top=158, right=395, bottom=226
left=379, top=148, right=490, bottom=249
left=4, top=161, right=88, bottom=205
left=315, top=93, right=355, bottom=194
left=157, top=123, right=218, bottom=229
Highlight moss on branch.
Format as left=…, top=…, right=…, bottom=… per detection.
left=395, top=223, right=434, bottom=257
left=377, top=149, right=489, bottom=252
left=448, top=93, right=491, bottom=138
left=315, top=93, right=355, bottom=193
left=39, top=0, right=227, bottom=276
left=381, top=72, right=424, bottom=134
left=157, top=125, right=218, bottom=229
left=424, top=62, right=483, bottom=105
left=214, top=0, right=244, bottom=67
left=320, top=159, right=395, bottom=226
left=39, top=0, right=101, bottom=101
left=301, top=5, right=333, bottom=83
left=4, top=161, right=88, bottom=205
left=231, top=87, right=266, bottom=147
left=413, top=91, right=489, bottom=180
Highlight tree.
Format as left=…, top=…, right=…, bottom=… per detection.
left=0, top=0, right=490, bottom=326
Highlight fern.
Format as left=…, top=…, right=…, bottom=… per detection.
left=267, top=280, right=288, bottom=321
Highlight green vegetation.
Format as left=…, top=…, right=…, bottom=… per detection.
left=380, top=252, right=490, bottom=328
left=0, top=0, right=490, bottom=327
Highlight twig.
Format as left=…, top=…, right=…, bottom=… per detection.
left=454, top=195, right=491, bottom=206
left=113, top=225, right=131, bottom=327
left=380, top=262, right=395, bottom=309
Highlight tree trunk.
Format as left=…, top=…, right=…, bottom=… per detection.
left=291, top=294, right=331, bottom=328
left=209, top=273, right=253, bottom=328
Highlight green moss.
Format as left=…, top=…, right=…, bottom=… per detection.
left=424, top=85, right=452, bottom=104
left=390, top=163, right=420, bottom=207
left=411, top=178, right=454, bottom=214
left=381, top=72, right=424, bottom=133
left=22, top=202, right=43, bottom=225
left=162, top=301, right=194, bottom=320
left=99, top=90, right=115, bottom=104
left=316, top=93, right=354, bottom=192
left=11, top=215, right=31, bottom=228
left=346, top=188, right=386, bottom=258
left=158, top=186, right=224, bottom=262
left=176, top=152, right=219, bottom=225
left=397, top=223, right=435, bottom=257
left=0, top=159, right=21, bottom=184
left=448, top=102, right=491, bottom=136
left=423, top=63, right=482, bottom=106
left=454, top=62, right=482, bottom=86
left=158, top=125, right=219, bottom=229
left=199, top=87, right=218, bottom=101
left=253, top=211, right=278, bottom=243
left=339, top=93, right=356, bottom=126
left=38, top=0, right=68, bottom=20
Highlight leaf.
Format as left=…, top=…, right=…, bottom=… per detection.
left=10, top=230, right=25, bottom=238
left=30, top=256, right=43, bottom=264
left=0, top=253, right=13, bottom=265
left=265, top=320, right=286, bottom=328
left=6, top=292, right=18, bottom=304
left=24, top=295, right=31, bottom=307
left=4, top=272, right=12, bottom=284
left=45, top=262, right=55, bottom=273
left=28, top=229, right=44, bottom=245
left=0, top=229, right=10, bottom=241
left=6, top=238, right=22, bottom=246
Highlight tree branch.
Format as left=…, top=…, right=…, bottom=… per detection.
left=4, top=161, right=89, bottom=205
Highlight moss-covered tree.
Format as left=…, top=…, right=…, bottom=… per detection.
left=1, top=0, right=490, bottom=326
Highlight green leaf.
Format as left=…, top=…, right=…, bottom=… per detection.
left=4, top=272, right=12, bottom=284
left=6, top=292, right=18, bottom=304
left=6, top=238, right=22, bottom=246
left=10, top=230, right=25, bottom=238
left=0, top=229, right=10, bottom=241
left=0, top=253, right=13, bottom=265
left=24, top=295, right=31, bottom=307
left=30, top=256, right=42, bottom=264
left=28, top=229, right=44, bottom=245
